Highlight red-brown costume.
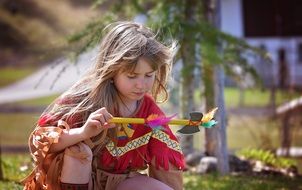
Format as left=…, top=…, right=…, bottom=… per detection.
left=23, top=95, right=184, bottom=190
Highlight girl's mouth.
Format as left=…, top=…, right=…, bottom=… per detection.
left=134, top=92, right=144, bottom=96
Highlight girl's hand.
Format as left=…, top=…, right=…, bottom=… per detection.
left=81, top=107, right=115, bottom=139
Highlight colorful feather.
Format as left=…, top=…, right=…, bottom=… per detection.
left=146, top=114, right=177, bottom=130
left=201, top=120, right=217, bottom=128
left=201, top=107, right=218, bottom=123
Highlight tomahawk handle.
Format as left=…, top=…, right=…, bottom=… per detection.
left=110, top=117, right=190, bottom=126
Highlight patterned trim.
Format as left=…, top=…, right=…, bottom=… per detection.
left=106, top=132, right=152, bottom=157
left=152, top=130, right=182, bottom=153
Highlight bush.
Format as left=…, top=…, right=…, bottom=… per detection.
left=237, top=148, right=297, bottom=169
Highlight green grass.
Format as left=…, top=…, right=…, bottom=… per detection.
left=0, top=67, right=36, bottom=88
left=194, top=87, right=301, bottom=108
left=223, top=88, right=300, bottom=107
left=0, top=154, right=32, bottom=190
left=0, top=113, right=39, bottom=146
left=14, top=94, right=60, bottom=106
left=184, top=173, right=302, bottom=190
left=1, top=154, right=301, bottom=190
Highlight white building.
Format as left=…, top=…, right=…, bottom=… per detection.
left=221, top=0, right=302, bottom=88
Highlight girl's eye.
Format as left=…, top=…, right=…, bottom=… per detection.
left=127, top=74, right=136, bottom=79
left=146, top=72, right=155, bottom=78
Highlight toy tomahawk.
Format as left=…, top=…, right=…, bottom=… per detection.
left=109, top=107, right=218, bottom=135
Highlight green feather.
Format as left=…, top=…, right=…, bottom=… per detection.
left=201, top=120, right=217, bottom=128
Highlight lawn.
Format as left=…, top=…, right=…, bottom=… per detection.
left=0, top=67, right=36, bottom=88
left=215, top=87, right=299, bottom=107
left=184, top=173, right=302, bottom=190
left=0, top=154, right=32, bottom=190
left=14, top=94, right=60, bottom=106
left=1, top=154, right=302, bottom=190
left=0, top=113, right=39, bottom=146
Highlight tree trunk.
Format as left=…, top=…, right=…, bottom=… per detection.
left=202, top=0, right=216, bottom=156
left=214, top=64, right=230, bottom=174
left=203, top=0, right=229, bottom=174
left=178, top=0, right=197, bottom=156
left=203, top=65, right=217, bottom=155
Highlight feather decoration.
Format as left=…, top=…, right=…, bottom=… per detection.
left=200, top=107, right=218, bottom=128
left=201, top=120, right=218, bottom=128
left=201, top=107, right=218, bottom=123
left=146, top=114, right=177, bottom=130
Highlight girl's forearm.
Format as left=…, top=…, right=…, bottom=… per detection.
left=49, top=127, right=87, bottom=153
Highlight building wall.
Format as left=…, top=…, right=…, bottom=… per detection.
left=221, top=0, right=243, bottom=37
left=220, top=0, right=302, bottom=88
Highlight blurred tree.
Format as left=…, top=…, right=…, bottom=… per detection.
left=67, top=0, right=270, bottom=174
left=0, top=0, right=101, bottom=67
left=203, top=0, right=229, bottom=174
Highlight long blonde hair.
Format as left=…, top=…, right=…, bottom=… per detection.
left=43, top=21, right=175, bottom=131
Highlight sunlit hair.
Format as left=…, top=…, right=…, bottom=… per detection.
left=43, top=21, right=176, bottom=136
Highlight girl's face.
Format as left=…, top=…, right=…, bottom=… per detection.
left=113, top=58, right=156, bottom=104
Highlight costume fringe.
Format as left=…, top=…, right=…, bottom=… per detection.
left=100, top=136, right=184, bottom=173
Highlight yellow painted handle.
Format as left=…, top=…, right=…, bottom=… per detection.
left=110, top=117, right=190, bottom=126
left=109, top=108, right=218, bottom=127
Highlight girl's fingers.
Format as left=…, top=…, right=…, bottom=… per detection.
left=94, top=107, right=108, bottom=115
left=92, top=113, right=106, bottom=124
left=92, top=109, right=113, bottom=122
left=89, top=108, right=115, bottom=129
left=90, top=113, right=114, bottom=128
left=89, top=120, right=101, bottom=127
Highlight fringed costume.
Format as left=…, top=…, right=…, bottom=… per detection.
left=22, top=95, right=184, bottom=190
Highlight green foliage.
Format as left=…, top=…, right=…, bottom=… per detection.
left=237, top=148, right=297, bottom=169
left=72, top=0, right=270, bottom=84
left=67, top=14, right=117, bottom=59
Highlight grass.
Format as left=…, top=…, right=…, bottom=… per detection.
left=14, top=94, right=60, bottom=106
left=1, top=154, right=301, bottom=190
left=222, top=88, right=299, bottom=107
left=0, top=113, right=39, bottom=146
left=0, top=154, right=32, bottom=190
left=0, top=67, right=36, bottom=88
left=184, top=173, right=302, bottom=190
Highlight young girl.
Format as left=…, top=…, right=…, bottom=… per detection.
left=23, top=21, right=184, bottom=190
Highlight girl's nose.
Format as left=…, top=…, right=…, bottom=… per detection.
left=135, top=78, right=145, bottom=89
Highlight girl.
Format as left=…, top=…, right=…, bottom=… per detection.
left=23, top=21, right=184, bottom=190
